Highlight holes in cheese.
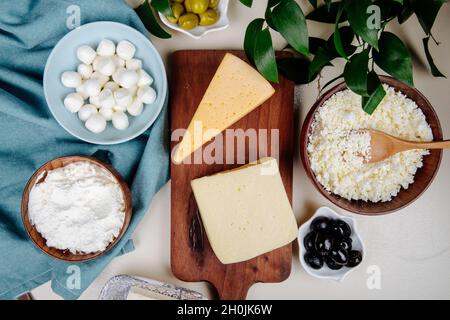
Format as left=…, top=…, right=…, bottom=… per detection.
left=190, top=157, right=298, bottom=264
left=173, top=53, right=275, bottom=164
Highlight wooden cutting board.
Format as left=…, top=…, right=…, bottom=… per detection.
left=170, top=50, right=294, bottom=300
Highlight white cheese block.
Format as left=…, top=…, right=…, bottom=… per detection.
left=191, top=157, right=298, bottom=264
left=173, top=53, right=275, bottom=164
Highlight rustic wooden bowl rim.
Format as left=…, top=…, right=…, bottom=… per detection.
left=21, top=155, right=132, bottom=262
left=300, top=76, right=443, bottom=215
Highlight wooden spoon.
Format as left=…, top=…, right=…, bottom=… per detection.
left=363, top=129, right=450, bottom=164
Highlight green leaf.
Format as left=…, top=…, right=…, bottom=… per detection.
left=244, top=18, right=265, bottom=65
left=344, top=49, right=370, bottom=96
left=374, top=0, right=404, bottom=21
left=411, top=0, right=446, bottom=35
left=309, top=47, right=335, bottom=80
left=151, top=0, right=172, bottom=16
left=267, top=0, right=282, bottom=8
left=306, top=2, right=347, bottom=23
left=397, top=5, right=414, bottom=24
left=308, top=0, right=318, bottom=8
left=362, top=72, right=386, bottom=115
left=136, top=1, right=171, bottom=39
left=277, top=57, right=311, bottom=84
left=373, top=32, right=414, bottom=86
left=423, top=36, right=446, bottom=78
left=333, top=6, right=348, bottom=60
left=309, top=37, right=328, bottom=55
left=346, top=0, right=379, bottom=50
left=271, top=0, right=309, bottom=56
left=239, top=0, right=253, bottom=8
left=329, top=26, right=356, bottom=57
left=254, top=28, right=279, bottom=83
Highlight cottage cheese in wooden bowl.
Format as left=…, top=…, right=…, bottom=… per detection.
left=301, top=77, right=443, bottom=215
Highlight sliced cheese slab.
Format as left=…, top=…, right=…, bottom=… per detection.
left=173, top=53, right=275, bottom=163
left=191, top=157, right=298, bottom=264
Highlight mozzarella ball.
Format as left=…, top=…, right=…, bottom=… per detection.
left=77, top=63, right=93, bottom=80
left=113, top=104, right=127, bottom=112
left=112, top=111, right=129, bottom=130
left=64, top=93, right=84, bottom=113
left=112, top=67, right=125, bottom=83
left=61, top=71, right=82, bottom=88
left=90, top=72, right=109, bottom=87
left=112, top=55, right=125, bottom=68
left=117, top=70, right=138, bottom=89
left=92, top=56, right=101, bottom=71
left=117, top=40, right=136, bottom=60
left=98, top=88, right=115, bottom=109
left=114, top=88, right=133, bottom=107
left=89, top=95, right=101, bottom=107
left=83, top=79, right=101, bottom=97
left=137, top=85, right=157, bottom=104
left=78, top=104, right=98, bottom=122
left=126, top=58, right=142, bottom=71
left=127, top=99, right=144, bottom=116
left=128, top=85, right=138, bottom=96
left=99, top=107, right=113, bottom=121
left=96, top=38, right=115, bottom=56
left=76, top=84, right=89, bottom=100
left=85, top=113, right=107, bottom=133
left=103, top=81, right=120, bottom=92
left=95, top=56, right=116, bottom=76
left=77, top=45, right=96, bottom=64
left=137, top=69, right=153, bottom=87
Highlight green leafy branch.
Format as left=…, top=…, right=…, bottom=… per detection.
left=241, top=0, right=447, bottom=114
left=136, top=0, right=447, bottom=114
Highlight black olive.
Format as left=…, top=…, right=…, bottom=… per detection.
left=315, top=232, right=333, bottom=255
left=311, top=216, right=331, bottom=232
left=304, top=252, right=324, bottom=270
left=336, top=237, right=352, bottom=251
left=330, top=248, right=348, bottom=265
left=347, top=250, right=363, bottom=268
left=331, top=219, right=352, bottom=238
left=325, top=257, right=343, bottom=270
left=303, top=231, right=317, bottom=252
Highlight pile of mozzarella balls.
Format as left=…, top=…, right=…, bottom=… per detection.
left=61, top=39, right=157, bottom=133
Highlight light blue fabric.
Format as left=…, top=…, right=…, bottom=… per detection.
left=0, top=0, right=169, bottom=300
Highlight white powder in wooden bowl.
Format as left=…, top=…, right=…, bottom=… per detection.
left=28, top=161, right=125, bottom=254
left=307, top=85, right=433, bottom=202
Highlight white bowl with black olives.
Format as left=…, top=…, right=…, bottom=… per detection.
left=298, top=207, right=365, bottom=282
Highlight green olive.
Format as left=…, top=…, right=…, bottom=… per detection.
left=184, top=0, right=193, bottom=12
left=199, top=9, right=218, bottom=26
left=178, top=13, right=199, bottom=30
left=166, top=2, right=185, bottom=24
left=209, top=0, right=220, bottom=8
left=189, top=0, right=209, bottom=14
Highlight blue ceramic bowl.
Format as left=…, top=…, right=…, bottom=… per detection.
left=43, top=21, right=167, bottom=145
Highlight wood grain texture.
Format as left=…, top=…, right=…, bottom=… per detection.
left=300, top=76, right=443, bottom=215
left=21, top=156, right=132, bottom=262
left=170, top=50, right=294, bottom=300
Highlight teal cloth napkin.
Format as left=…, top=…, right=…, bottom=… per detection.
left=0, top=0, right=169, bottom=299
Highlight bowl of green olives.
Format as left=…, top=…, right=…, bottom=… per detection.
left=298, top=207, right=365, bottom=282
left=158, top=0, right=229, bottom=39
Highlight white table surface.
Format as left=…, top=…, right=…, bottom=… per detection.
left=33, top=0, right=450, bottom=300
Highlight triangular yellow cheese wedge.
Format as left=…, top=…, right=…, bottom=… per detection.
left=173, top=53, right=275, bottom=164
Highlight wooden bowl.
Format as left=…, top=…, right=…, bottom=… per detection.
left=21, top=156, right=132, bottom=262
left=300, top=76, right=443, bottom=215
